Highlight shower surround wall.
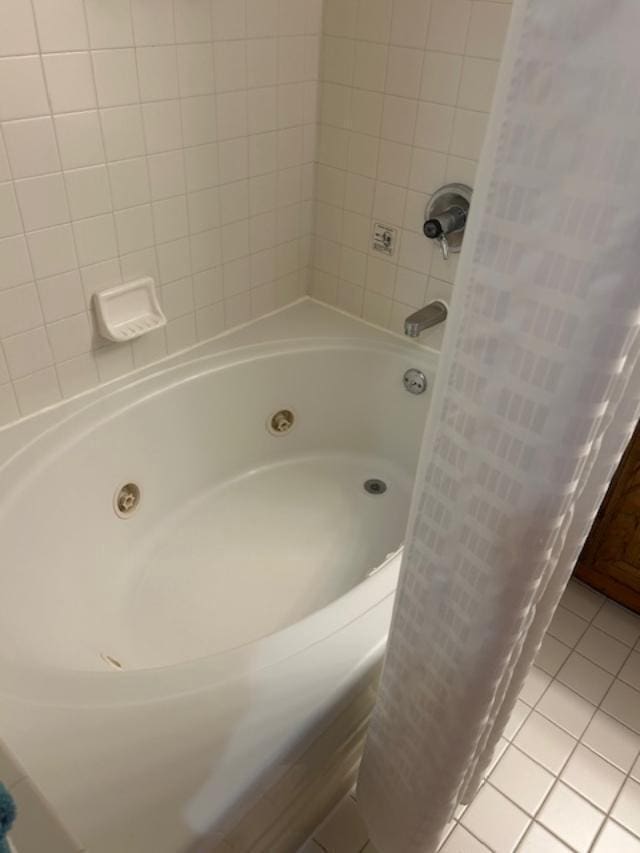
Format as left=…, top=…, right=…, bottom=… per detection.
left=0, top=0, right=321, bottom=424
left=311, top=0, right=511, bottom=336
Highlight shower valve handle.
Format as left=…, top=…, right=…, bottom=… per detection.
left=424, top=201, right=468, bottom=261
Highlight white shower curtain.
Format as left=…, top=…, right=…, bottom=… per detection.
left=357, top=0, right=640, bottom=850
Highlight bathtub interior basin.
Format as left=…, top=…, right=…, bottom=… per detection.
left=0, top=317, right=432, bottom=677
left=0, top=300, right=438, bottom=853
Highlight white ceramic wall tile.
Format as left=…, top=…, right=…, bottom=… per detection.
left=311, top=0, right=513, bottom=334
left=0, top=0, right=319, bottom=423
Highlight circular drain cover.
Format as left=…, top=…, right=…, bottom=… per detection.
left=364, top=478, right=387, bottom=495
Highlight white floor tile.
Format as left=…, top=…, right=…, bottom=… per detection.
left=503, top=700, right=530, bottom=741
left=303, top=592, right=640, bottom=853
left=516, top=822, right=573, bottom=852
left=611, top=778, right=640, bottom=837
left=593, top=601, right=640, bottom=647
left=440, top=825, right=492, bottom=852
left=576, top=626, right=630, bottom=674
left=560, top=580, right=604, bottom=621
left=601, top=680, right=640, bottom=734
left=314, top=795, right=369, bottom=853
left=560, top=744, right=625, bottom=811
left=520, top=667, right=551, bottom=706
left=592, top=820, right=640, bottom=853
left=461, top=784, right=530, bottom=852
left=556, top=652, right=615, bottom=705
left=619, top=651, right=640, bottom=691
left=485, top=737, right=509, bottom=776
left=514, top=711, right=577, bottom=774
left=582, top=710, right=640, bottom=772
left=536, top=681, right=596, bottom=737
left=535, top=635, right=571, bottom=677
left=547, top=607, right=589, bottom=647
left=537, top=782, right=605, bottom=852
left=489, top=746, right=554, bottom=816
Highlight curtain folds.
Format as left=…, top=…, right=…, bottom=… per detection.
left=357, top=0, right=640, bottom=850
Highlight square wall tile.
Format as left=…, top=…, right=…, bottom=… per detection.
left=0, top=0, right=39, bottom=57
left=27, top=225, right=77, bottom=278
left=3, top=327, right=53, bottom=378
left=0, top=183, right=22, bottom=239
left=54, top=111, right=106, bottom=170
left=31, top=0, right=88, bottom=51
left=13, top=366, right=61, bottom=414
left=37, top=271, right=85, bottom=322
left=391, top=0, right=430, bottom=49
left=15, top=174, right=70, bottom=232
left=427, top=0, right=471, bottom=54
left=92, top=49, right=139, bottom=107
left=85, top=0, right=134, bottom=49
left=42, top=52, right=96, bottom=113
left=0, top=235, right=33, bottom=290
left=0, top=56, right=49, bottom=121
left=466, top=1, right=511, bottom=60
left=2, top=117, right=60, bottom=178
left=0, top=284, right=42, bottom=338
left=131, top=0, right=175, bottom=46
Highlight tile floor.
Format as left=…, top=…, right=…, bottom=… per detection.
left=299, top=579, right=640, bottom=853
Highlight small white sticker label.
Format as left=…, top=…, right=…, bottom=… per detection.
left=372, top=222, right=397, bottom=256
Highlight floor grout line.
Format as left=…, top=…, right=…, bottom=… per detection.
left=302, top=580, right=640, bottom=853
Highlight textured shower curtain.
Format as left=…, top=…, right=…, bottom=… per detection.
left=357, top=0, right=640, bottom=850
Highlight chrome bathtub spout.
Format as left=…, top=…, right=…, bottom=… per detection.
left=404, top=300, right=448, bottom=338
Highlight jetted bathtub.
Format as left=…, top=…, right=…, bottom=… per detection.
left=0, top=300, right=436, bottom=853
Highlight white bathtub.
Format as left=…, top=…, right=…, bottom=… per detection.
left=0, top=300, right=436, bottom=853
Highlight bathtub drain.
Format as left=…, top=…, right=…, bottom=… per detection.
left=364, top=479, right=387, bottom=495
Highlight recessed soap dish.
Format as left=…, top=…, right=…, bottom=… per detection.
left=93, top=277, right=166, bottom=343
